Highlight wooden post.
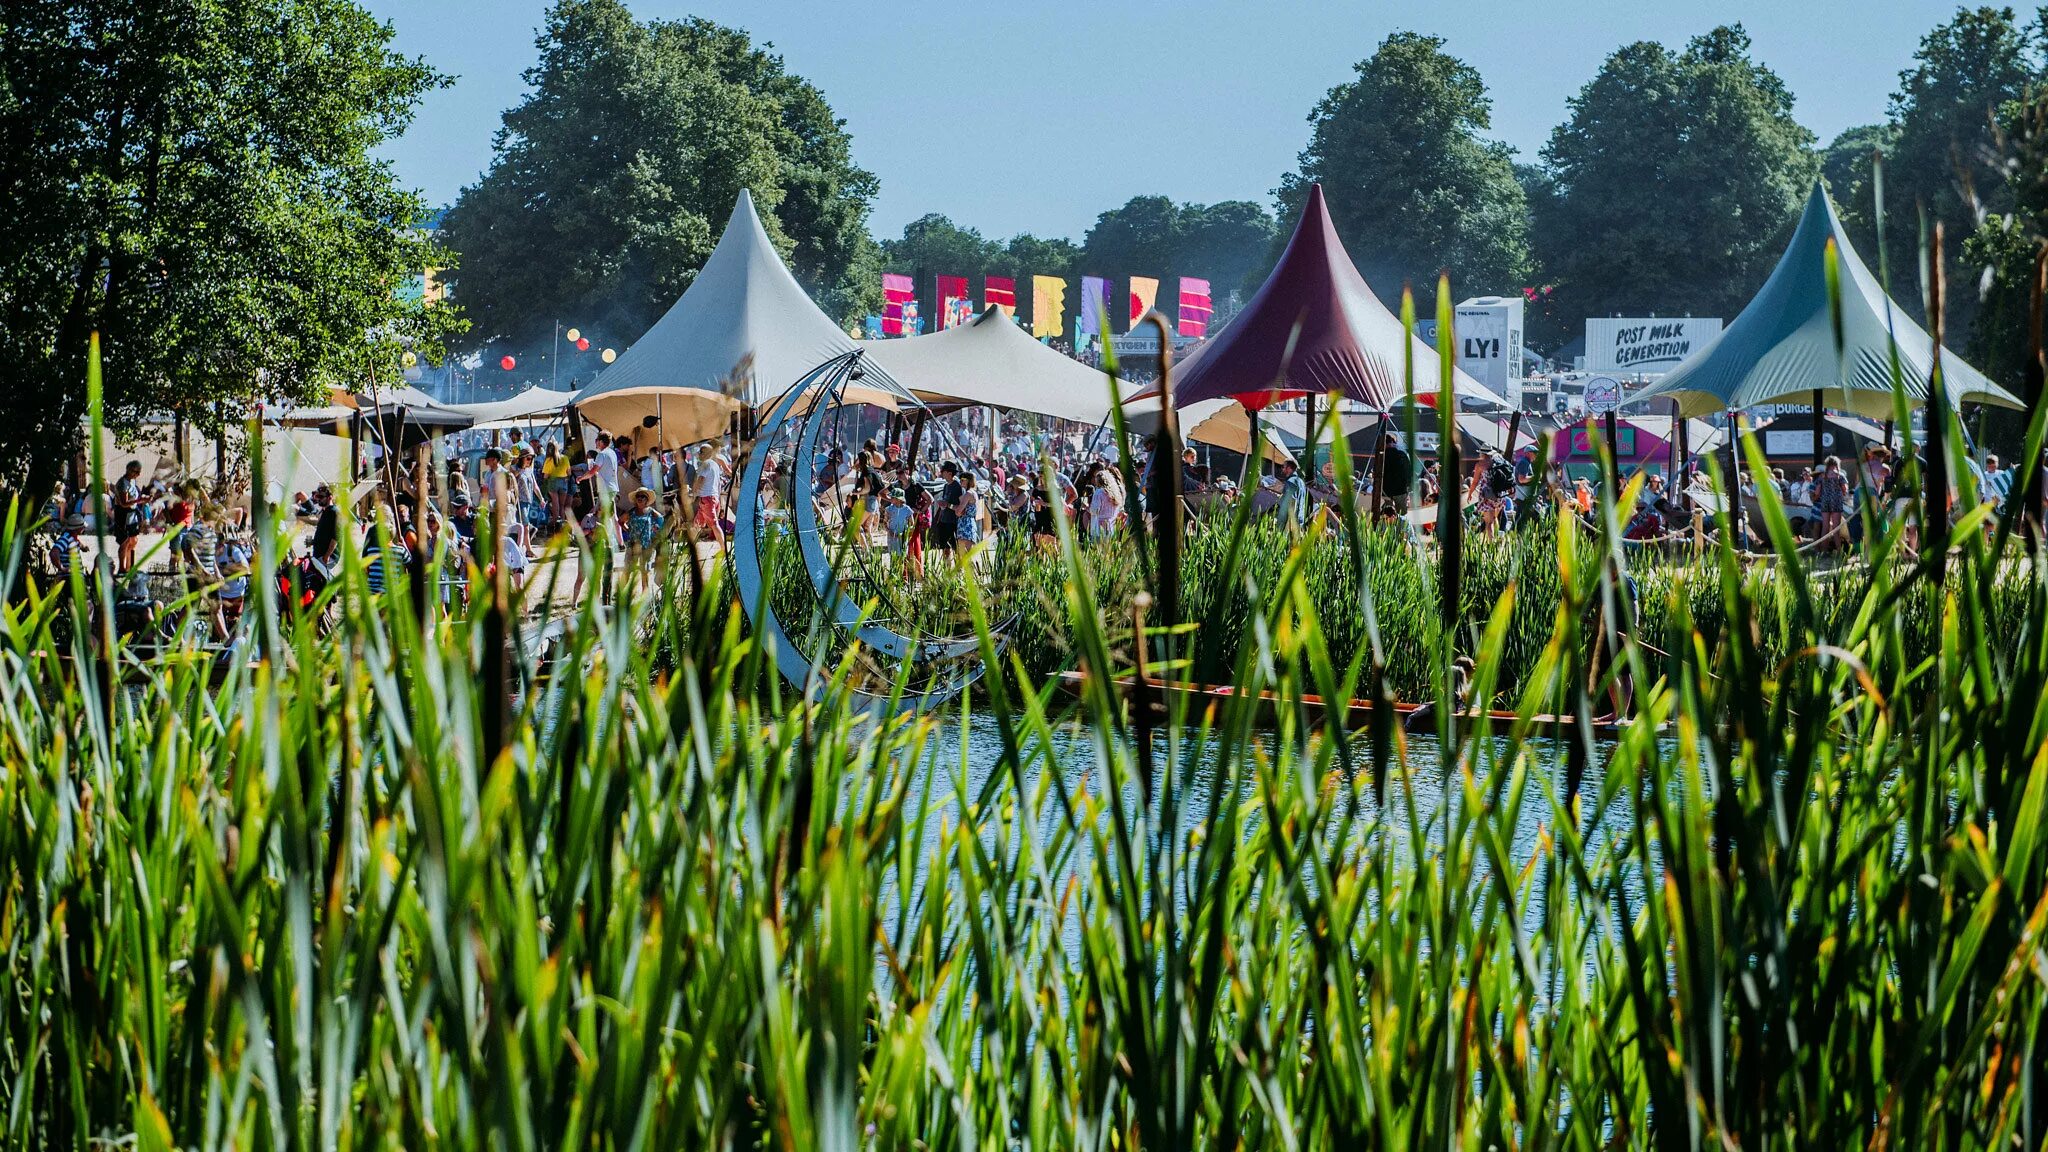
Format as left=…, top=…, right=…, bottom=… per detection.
left=1925, top=224, right=1950, bottom=564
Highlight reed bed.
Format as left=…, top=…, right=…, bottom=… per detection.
left=0, top=391, right=2044, bottom=1150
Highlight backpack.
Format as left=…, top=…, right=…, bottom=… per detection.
left=1486, top=459, right=1515, bottom=497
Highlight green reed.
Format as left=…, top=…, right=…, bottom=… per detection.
left=0, top=330, right=2045, bottom=1150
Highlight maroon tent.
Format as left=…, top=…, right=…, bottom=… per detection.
left=1165, top=183, right=1495, bottom=414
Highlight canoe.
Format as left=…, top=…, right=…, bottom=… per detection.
left=1054, top=672, right=1649, bottom=741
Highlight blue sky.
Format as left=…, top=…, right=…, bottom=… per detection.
left=363, top=0, right=1947, bottom=240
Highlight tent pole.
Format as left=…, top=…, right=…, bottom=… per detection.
left=1672, top=400, right=1689, bottom=504
left=904, top=408, right=930, bottom=480
left=1241, top=405, right=1263, bottom=490
left=214, top=402, right=228, bottom=492
left=1303, top=391, right=1318, bottom=483
left=350, top=411, right=363, bottom=483
left=1812, top=388, right=1824, bottom=470
left=1602, top=411, right=1619, bottom=500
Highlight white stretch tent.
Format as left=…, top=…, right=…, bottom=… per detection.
left=449, top=386, right=576, bottom=426
left=864, top=304, right=1118, bottom=422
left=574, top=189, right=857, bottom=447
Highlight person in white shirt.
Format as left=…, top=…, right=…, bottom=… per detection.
left=593, top=433, right=620, bottom=499
left=692, top=443, right=726, bottom=545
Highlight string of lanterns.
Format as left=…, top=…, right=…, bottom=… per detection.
left=493, top=326, right=616, bottom=369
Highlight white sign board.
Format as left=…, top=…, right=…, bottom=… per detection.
left=1585, top=317, right=1722, bottom=374
left=1583, top=376, right=1623, bottom=415
left=1417, top=297, right=1526, bottom=408
left=1764, top=430, right=1834, bottom=456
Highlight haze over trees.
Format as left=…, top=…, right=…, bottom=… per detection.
left=0, top=0, right=456, bottom=499
left=440, top=0, right=882, bottom=360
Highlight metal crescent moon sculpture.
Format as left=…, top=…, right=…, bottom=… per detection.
left=731, top=351, right=997, bottom=711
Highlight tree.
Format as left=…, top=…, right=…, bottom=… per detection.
left=440, top=0, right=879, bottom=361
left=0, top=0, right=456, bottom=498
left=1078, top=196, right=1277, bottom=305
left=1966, top=80, right=2048, bottom=411
left=1532, top=26, right=1818, bottom=343
left=1275, top=31, right=1530, bottom=308
left=1840, top=7, right=2044, bottom=343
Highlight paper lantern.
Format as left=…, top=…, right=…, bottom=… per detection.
left=576, top=337, right=590, bottom=351
left=601, top=348, right=617, bottom=364
left=500, top=355, right=516, bottom=371
left=400, top=350, right=418, bottom=368
left=565, top=327, right=581, bottom=343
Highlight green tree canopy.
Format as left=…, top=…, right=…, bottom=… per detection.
left=440, top=0, right=880, bottom=361
left=1275, top=31, right=1530, bottom=309
left=1531, top=26, right=1818, bottom=350
left=1079, top=197, right=1276, bottom=308
left=0, top=0, right=456, bottom=496
left=1839, top=7, right=2044, bottom=345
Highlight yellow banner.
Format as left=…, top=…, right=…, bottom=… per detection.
left=1032, top=276, right=1066, bottom=338
left=1128, top=276, right=1159, bottom=330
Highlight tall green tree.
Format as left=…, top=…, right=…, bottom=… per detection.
left=1966, top=80, right=2048, bottom=408
left=1841, top=7, right=2044, bottom=347
left=1532, top=26, right=1818, bottom=348
left=441, top=0, right=879, bottom=358
left=1275, top=31, right=1530, bottom=308
left=0, top=0, right=456, bottom=498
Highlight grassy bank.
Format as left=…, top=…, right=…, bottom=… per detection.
left=2, top=405, right=2046, bottom=1150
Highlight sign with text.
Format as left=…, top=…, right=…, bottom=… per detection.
left=1583, top=376, right=1623, bottom=415
left=1417, top=296, right=1525, bottom=408
left=1764, top=430, right=1834, bottom=456
left=1567, top=425, right=1636, bottom=457
left=1586, top=317, right=1722, bottom=374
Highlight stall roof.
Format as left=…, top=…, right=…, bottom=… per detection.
left=1634, top=183, right=2022, bottom=418
left=863, top=305, right=1117, bottom=423
left=1166, top=183, right=1505, bottom=412
left=448, top=386, right=576, bottom=426
left=573, top=189, right=858, bottom=443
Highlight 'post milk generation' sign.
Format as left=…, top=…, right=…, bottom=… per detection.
left=1585, top=317, right=1721, bottom=374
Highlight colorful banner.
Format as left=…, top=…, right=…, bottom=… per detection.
left=863, top=315, right=885, bottom=340
left=1032, top=276, right=1066, bottom=338
left=1128, top=276, right=1159, bottom=329
left=983, top=275, right=1016, bottom=318
left=1079, top=276, right=1112, bottom=337
left=935, top=274, right=972, bottom=330
left=1176, top=277, right=1212, bottom=338
left=882, top=272, right=915, bottom=336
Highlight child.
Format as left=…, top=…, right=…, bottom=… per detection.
left=217, top=530, right=251, bottom=638
left=884, top=485, right=914, bottom=562
left=622, top=487, right=663, bottom=591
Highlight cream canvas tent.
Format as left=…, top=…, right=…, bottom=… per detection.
left=1634, top=183, right=2023, bottom=419
left=864, top=304, right=1118, bottom=422
left=449, top=386, right=577, bottom=427
left=574, top=189, right=857, bottom=447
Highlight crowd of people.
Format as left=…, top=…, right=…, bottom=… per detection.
left=34, top=408, right=2030, bottom=648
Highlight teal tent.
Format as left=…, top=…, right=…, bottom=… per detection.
left=1633, top=183, right=2022, bottom=420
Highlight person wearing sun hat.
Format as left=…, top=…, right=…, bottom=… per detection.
left=622, top=485, right=663, bottom=590
left=692, top=442, right=726, bottom=547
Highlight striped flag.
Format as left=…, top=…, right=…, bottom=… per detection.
left=1128, top=277, right=1159, bottom=329
left=1031, top=276, right=1066, bottom=338
left=935, top=274, right=971, bottom=329
left=882, top=272, right=915, bottom=336
left=1177, top=277, right=1212, bottom=337
left=984, top=275, right=1017, bottom=318
left=1079, top=276, right=1112, bottom=337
